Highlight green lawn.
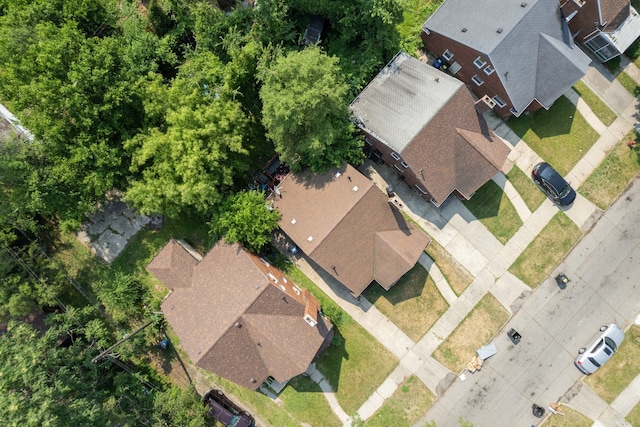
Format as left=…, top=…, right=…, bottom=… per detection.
left=540, top=405, right=592, bottom=426
left=363, top=264, right=449, bottom=342
left=508, top=212, right=582, bottom=288
left=586, top=325, right=640, bottom=404
left=365, top=376, right=435, bottom=427
left=281, top=376, right=342, bottom=427
left=572, top=80, right=617, bottom=127
left=579, top=132, right=640, bottom=209
left=462, top=179, right=523, bottom=244
left=617, top=71, right=640, bottom=96
left=505, top=165, right=546, bottom=212
left=432, top=293, right=509, bottom=373
left=508, top=96, right=599, bottom=175
left=281, top=263, right=399, bottom=416
left=627, top=399, right=640, bottom=426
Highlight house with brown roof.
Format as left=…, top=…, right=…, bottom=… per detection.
left=561, top=0, right=640, bottom=62
left=350, top=51, right=510, bottom=207
left=147, top=239, right=333, bottom=391
left=421, top=0, right=591, bottom=117
left=270, top=164, right=430, bottom=297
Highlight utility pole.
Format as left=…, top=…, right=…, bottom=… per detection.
left=91, top=320, right=154, bottom=363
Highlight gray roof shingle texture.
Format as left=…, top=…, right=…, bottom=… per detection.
left=351, top=52, right=510, bottom=205
left=148, top=240, right=332, bottom=389
left=423, top=0, right=591, bottom=112
left=272, top=164, right=430, bottom=296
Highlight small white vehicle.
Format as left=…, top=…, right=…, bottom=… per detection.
left=575, top=323, right=625, bottom=374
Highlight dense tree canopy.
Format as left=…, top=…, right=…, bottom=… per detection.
left=259, top=46, right=363, bottom=172
left=0, top=315, right=208, bottom=427
left=213, top=190, right=281, bottom=252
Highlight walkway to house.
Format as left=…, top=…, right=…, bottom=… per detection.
left=293, top=60, right=640, bottom=426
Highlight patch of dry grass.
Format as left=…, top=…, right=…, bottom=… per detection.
left=365, top=375, right=435, bottom=426
left=424, top=240, right=473, bottom=296
left=540, top=405, right=592, bottom=426
left=363, top=264, right=449, bottom=342
left=586, top=325, right=640, bottom=403
left=508, top=212, right=582, bottom=288
left=432, top=293, right=509, bottom=373
left=579, top=132, right=640, bottom=210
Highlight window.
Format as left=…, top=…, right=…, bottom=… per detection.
left=390, top=152, right=401, bottom=161
left=510, top=107, right=518, bottom=115
left=401, top=161, right=409, bottom=169
left=365, top=137, right=373, bottom=146
left=473, top=57, right=487, bottom=68
left=573, top=0, right=585, bottom=6
left=471, top=75, right=484, bottom=86
left=493, top=96, right=507, bottom=108
left=484, top=65, right=494, bottom=75
left=442, top=49, right=454, bottom=61
left=393, top=164, right=403, bottom=172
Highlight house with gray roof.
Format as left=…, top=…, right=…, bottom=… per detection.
left=147, top=239, right=333, bottom=391
left=350, top=51, right=510, bottom=206
left=421, top=0, right=591, bottom=118
left=270, top=163, right=430, bottom=297
left=561, top=0, right=640, bottom=62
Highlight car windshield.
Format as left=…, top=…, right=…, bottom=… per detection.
left=605, top=336, right=618, bottom=352
left=559, top=184, right=572, bottom=198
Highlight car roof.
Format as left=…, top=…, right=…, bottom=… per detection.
left=537, top=163, right=568, bottom=190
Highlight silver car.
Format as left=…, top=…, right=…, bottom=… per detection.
left=575, top=323, right=625, bottom=374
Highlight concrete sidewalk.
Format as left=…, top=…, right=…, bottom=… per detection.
left=293, top=59, right=640, bottom=425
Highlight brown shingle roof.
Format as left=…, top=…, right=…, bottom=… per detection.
left=146, top=239, right=198, bottom=289
left=272, top=164, right=430, bottom=296
left=600, top=0, right=631, bottom=32
left=147, top=240, right=332, bottom=389
left=357, top=56, right=510, bottom=206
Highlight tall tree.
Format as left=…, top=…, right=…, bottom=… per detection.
left=212, top=190, right=281, bottom=252
left=258, top=46, right=364, bottom=173
left=125, top=51, right=251, bottom=217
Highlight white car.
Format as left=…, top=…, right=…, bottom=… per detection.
left=575, top=324, right=625, bottom=374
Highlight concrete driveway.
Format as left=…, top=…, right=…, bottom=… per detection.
left=419, top=180, right=640, bottom=427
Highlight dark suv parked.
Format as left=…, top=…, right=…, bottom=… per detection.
left=203, top=389, right=255, bottom=427
left=531, top=162, right=576, bottom=206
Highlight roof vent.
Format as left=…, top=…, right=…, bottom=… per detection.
left=235, top=322, right=243, bottom=328
left=461, top=27, right=467, bottom=32
left=290, top=218, right=296, bottom=224
left=334, top=171, right=341, bottom=178
left=352, top=185, right=359, bottom=192
left=497, top=28, right=503, bottom=33
left=307, top=236, right=313, bottom=242
left=521, top=1, right=527, bottom=6
left=433, top=76, right=439, bottom=82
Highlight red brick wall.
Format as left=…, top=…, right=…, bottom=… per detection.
left=421, top=30, right=544, bottom=118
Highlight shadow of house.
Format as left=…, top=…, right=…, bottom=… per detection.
left=147, top=239, right=333, bottom=391
left=421, top=0, right=591, bottom=118
left=270, top=164, right=430, bottom=298
left=350, top=51, right=511, bottom=207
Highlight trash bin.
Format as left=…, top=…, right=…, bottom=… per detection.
left=555, top=273, right=570, bottom=290
left=507, top=328, right=521, bottom=345
left=532, top=404, right=545, bottom=418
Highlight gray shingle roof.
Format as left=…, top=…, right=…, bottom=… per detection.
left=424, top=0, right=591, bottom=113
left=351, top=51, right=462, bottom=153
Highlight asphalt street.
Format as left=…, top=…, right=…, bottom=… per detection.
left=420, top=179, right=640, bottom=426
